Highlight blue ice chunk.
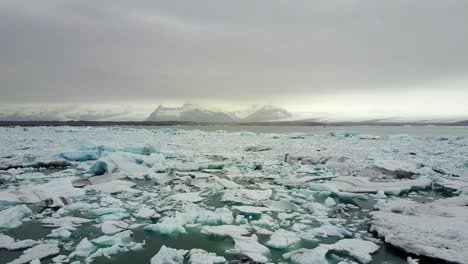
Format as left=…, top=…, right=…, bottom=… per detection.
left=124, top=145, right=158, bottom=156
left=60, top=151, right=99, bottom=161
left=344, top=131, right=357, bottom=137
left=88, top=160, right=108, bottom=175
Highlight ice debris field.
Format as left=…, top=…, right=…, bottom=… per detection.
left=0, top=126, right=467, bottom=264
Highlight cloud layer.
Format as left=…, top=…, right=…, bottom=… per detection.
left=1, top=0, right=467, bottom=116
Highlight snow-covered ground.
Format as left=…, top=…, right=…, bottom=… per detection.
left=0, top=126, right=467, bottom=263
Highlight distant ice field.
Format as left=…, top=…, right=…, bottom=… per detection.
left=0, top=126, right=467, bottom=264
left=144, top=125, right=468, bottom=137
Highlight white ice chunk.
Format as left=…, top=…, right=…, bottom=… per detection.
left=0, top=204, right=32, bottom=228
left=232, top=205, right=270, bottom=215
left=145, top=217, right=186, bottom=235
left=69, top=238, right=97, bottom=258
left=283, top=239, right=378, bottom=264
left=85, top=180, right=138, bottom=194
left=325, top=176, right=431, bottom=195
left=264, top=200, right=299, bottom=211
left=331, top=239, right=379, bottom=263
left=266, top=229, right=300, bottom=249
left=222, top=189, right=272, bottom=204
left=227, top=234, right=270, bottom=263
left=201, top=225, right=250, bottom=237
left=91, top=230, right=133, bottom=247
left=300, top=223, right=352, bottom=241
left=150, top=245, right=187, bottom=264
left=7, top=243, right=60, bottom=264
left=0, top=234, right=39, bottom=250
left=133, top=206, right=159, bottom=219
left=0, top=178, right=85, bottom=204
left=167, top=192, right=204, bottom=202
left=101, top=220, right=129, bottom=235
left=188, top=249, right=226, bottom=264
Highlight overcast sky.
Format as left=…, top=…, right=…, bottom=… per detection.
left=1, top=0, right=467, bottom=117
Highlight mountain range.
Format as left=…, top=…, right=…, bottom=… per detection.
left=146, top=104, right=293, bottom=122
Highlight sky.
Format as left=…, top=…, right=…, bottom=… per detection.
left=1, top=0, right=468, bottom=120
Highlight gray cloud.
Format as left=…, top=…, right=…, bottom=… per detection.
left=1, top=0, right=467, bottom=111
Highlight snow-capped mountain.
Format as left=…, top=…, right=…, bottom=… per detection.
left=241, top=105, right=293, bottom=122
left=146, top=104, right=294, bottom=122
left=146, top=104, right=238, bottom=122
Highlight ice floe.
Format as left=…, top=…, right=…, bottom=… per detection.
left=371, top=196, right=468, bottom=263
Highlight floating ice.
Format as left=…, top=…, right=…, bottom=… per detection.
left=85, top=180, right=138, bottom=194
left=188, top=248, right=226, bottom=264
left=371, top=196, right=468, bottom=263
left=0, top=234, right=39, bottom=250
left=101, top=220, right=129, bottom=235
left=91, top=230, right=133, bottom=247
left=227, top=234, right=270, bottom=263
left=7, top=243, right=60, bottom=264
left=268, top=200, right=300, bottom=211
left=325, top=176, right=432, bottom=195
left=201, top=225, right=250, bottom=237
left=283, top=239, right=378, bottom=264
left=133, top=206, right=159, bottom=219
left=0, top=204, right=32, bottom=228
left=266, top=229, right=300, bottom=249
left=69, top=238, right=97, bottom=258
left=222, top=189, right=272, bottom=204
left=0, top=178, right=85, bottom=204
left=59, top=151, right=98, bottom=161
left=300, top=223, right=352, bottom=241
left=232, top=205, right=270, bottom=215
left=167, top=192, right=204, bottom=202
left=150, top=245, right=187, bottom=264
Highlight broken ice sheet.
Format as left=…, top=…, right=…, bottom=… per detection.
left=0, top=126, right=467, bottom=264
